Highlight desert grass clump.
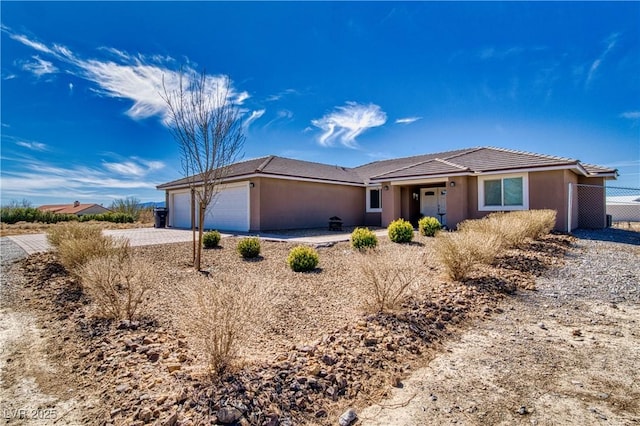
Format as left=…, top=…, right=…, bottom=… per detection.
left=434, top=230, right=503, bottom=281
left=351, top=227, right=378, bottom=251
left=237, top=237, right=261, bottom=259
left=418, top=216, right=442, bottom=237
left=80, top=247, right=160, bottom=322
left=357, top=249, right=419, bottom=313
left=202, top=230, right=221, bottom=249
left=388, top=218, right=414, bottom=243
left=287, top=245, right=319, bottom=272
left=458, top=209, right=556, bottom=249
left=177, top=276, right=268, bottom=376
left=48, top=223, right=127, bottom=275
left=47, top=222, right=102, bottom=249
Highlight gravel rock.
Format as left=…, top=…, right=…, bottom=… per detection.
left=536, top=231, right=639, bottom=305
left=338, top=408, right=357, bottom=426
left=217, top=407, right=243, bottom=424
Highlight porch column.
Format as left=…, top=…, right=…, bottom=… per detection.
left=381, top=183, right=401, bottom=227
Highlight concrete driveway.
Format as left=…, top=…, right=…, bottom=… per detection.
left=5, top=227, right=388, bottom=255
left=7, top=228, right=196, bottom=255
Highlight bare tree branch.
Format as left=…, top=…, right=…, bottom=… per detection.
left=161, top=68, right=245, bottom=270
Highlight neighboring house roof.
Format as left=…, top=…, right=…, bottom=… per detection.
left=157, top=146, right=618, bottom=189
left=38, top=202, right=110, bottom=215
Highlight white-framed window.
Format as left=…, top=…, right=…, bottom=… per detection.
left=478, top=173, right=529, bottom=211
left=366, top=186, right=382, bottom=212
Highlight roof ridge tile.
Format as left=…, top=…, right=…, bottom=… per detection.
left=485, top=146, right=577, bottom=163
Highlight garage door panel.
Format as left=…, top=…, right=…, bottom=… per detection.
left=203, top=184, right=249, bottom=231
left=171, top=192, right=191, bottom=228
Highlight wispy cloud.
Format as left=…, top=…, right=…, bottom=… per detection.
left=478, top=46, right=525, bottom=61
left=266, top=88, right=299, bottom=102
left=2, top=26, right=249, bottom=123
left=21, top=56, right=57, bottom=77
left=102, top=158, right=165, bottom=177
left=16, top=140, right=48, bottom=151
left=586, top=33, right=619, bottom=86
left=395, top=116, right=421, bottom=125
left=311, top=102, right=387, bottom=148
left=243, top=109, right=266, bottom=129
left=0, top=156, right=165, bottom=202
left=620, top=111, right=640, bottom=120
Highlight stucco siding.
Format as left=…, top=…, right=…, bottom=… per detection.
left=529, top=170, right=566, bottom=231
left=255, top=178, right=365, bottom=230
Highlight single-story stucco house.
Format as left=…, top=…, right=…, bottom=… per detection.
left=156, top=146, right=617, bottom=233
left=38, top=201, right=111, bottom=216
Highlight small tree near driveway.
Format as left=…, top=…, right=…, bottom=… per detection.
left=162, top=69, right=245, bottom=270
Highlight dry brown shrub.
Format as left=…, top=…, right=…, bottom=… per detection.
left=357, top=248, right=421, bottom=313
left=57, top=235, right=129, bottom=276
left=80, top=246, right=159, bottom=321
left=458, top=210, right=556, bottom=249
left=173, top=274, right=269, bottom=376
left=434, top=230, right=503, bottom=281
left=47, top=222, right=102, bottom=248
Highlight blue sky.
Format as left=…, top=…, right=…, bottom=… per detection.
left=1, top=1, right=639, bottom=206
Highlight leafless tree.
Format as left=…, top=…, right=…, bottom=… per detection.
left=161, top=69, right=245, bottom=270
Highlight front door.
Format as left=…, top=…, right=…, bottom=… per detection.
left=421, top=188, right=447, bottom=225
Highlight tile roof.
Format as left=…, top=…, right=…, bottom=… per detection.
left=157, top=147, right=617, bottom=189
left=157, top=155, right=364, bottom=189
left=38, top=203, right=110, bottom=215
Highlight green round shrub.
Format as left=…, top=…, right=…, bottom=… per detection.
left=202, top=230, right=221, bottom=249
left=287, top=245, right=319, bottom=272
left=350, top=227, right=378, bottom=251
left=418, top=216, right=442, bottom=237
left=388, top=218, right=414, bottom=243
left=237, top=237, right=261, bottom=259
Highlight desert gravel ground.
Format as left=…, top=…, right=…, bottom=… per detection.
left=360, top=229, right=639, bottom=425
left=1, top=228, right=638, bottom=425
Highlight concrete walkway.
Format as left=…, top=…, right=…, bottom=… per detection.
left=6, top=228, right=389, bottom=255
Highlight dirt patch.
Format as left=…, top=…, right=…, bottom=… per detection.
left=360, top=236, right=640, bottom=425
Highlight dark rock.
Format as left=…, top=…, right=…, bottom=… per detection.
left=315, top=409, right=327, bottom=418
left=321, top=354, right=337, bottom=366
left=217, top=407, right=242, bottom=424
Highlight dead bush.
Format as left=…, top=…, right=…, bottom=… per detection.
left=458, top=210, right=557, bottom=249
left=80, top=244, right=157, bottom=321
left=57, top=235, right=129, bottom=276
left=434, top=230, right=503, bottom=281
left=47, top=222, right=102, bottom=248
left=175, top=275, right=268, bottom=376
left=357, top=248, right=420, bottom=313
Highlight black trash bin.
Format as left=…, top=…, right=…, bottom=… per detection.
left=154, top=208, right=168, bottom=228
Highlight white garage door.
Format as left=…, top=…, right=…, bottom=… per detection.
left=203, top=183, right=249, bottom=232
left=171, top=191, right=192, bottom=228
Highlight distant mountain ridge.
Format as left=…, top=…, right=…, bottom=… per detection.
left=140, top=201, right=165, bottom=209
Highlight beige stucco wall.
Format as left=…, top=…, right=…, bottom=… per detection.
left=250, top=177, right=365, bottom=231
left=381, top=184, right=402, bottom=226
left=529, top=170, right=569, bottom=231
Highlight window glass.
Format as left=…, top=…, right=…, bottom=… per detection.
left=369, top=189, right=380, bottom=209
left=484, top=179, right=502, bottom=206
left=503, top=177, right=523, bottom=206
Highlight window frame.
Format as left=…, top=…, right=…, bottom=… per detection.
left=478, top=172, right=529, bottom=211
left=366, top=186, right=382, bottom=213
